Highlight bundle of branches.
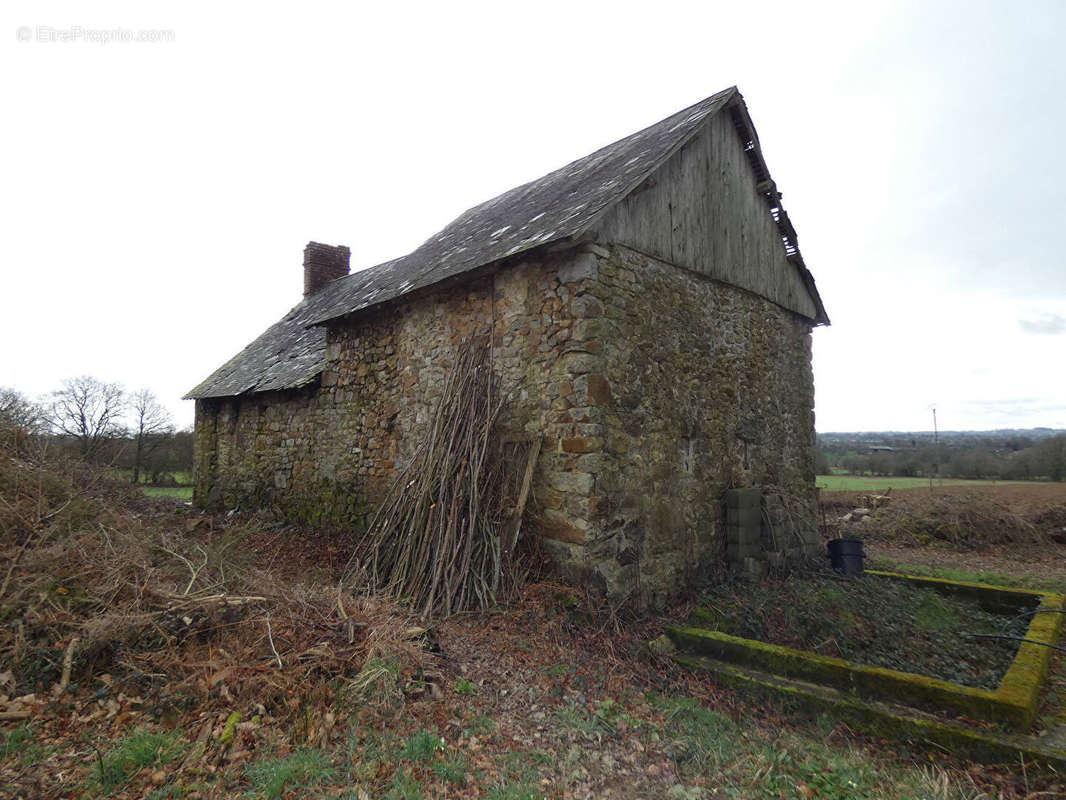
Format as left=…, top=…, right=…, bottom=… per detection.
left=347, top=337, right=529, bottom=618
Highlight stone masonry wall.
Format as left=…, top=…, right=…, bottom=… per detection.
left=192, top=243, right=817, bottom=607
left=193, top=251, right=611, bottom=554
left=538, top=243, right=818, bottom=607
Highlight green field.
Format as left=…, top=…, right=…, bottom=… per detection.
left=120, top=470, right=193, bottom=485
left=141, top=486, right=193, bottom=500
left=815, top=475, right=1032, bottom=491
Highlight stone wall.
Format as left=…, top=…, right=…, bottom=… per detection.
left=535, top=244, right=817, bottom=607
left=193, top=251, right=610, bottom=544
left=192, top=243, right=818, bottom=607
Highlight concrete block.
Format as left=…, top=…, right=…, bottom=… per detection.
left=726, top=488, right=762, bottom=510
left=728, top=541, right=763, bottom=561
left=726, top=526, right=759, bottom=547
left=742, top=557, right=769, bottom=580
left=727, top=506, right=762, bottom=528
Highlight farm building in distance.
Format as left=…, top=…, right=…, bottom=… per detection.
left=185, top=87, right=829, bottom=606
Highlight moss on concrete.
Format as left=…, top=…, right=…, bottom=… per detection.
left=675, top=654, right=1066, bottom=772
left=996, top=592, right=1065, bottom=724
left=868, top=569, right=1047, bottom=613
left=668, top=624, right=1028, bottom=727
left=672, top=573, right=1066, bottom=732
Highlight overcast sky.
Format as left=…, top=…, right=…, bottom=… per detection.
left=3, top=1, right=1064, bottom=433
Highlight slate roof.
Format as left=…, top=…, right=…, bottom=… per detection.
left=186, top=87, right=825, bottom=400
left=182, top=290, right=333, bottom=399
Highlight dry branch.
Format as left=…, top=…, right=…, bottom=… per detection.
left=0, top=432, right=432, bottom=726
left=346, top=337, right=533, bottom=618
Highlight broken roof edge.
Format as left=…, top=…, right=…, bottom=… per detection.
left=726, top=96, right=830, bottom=327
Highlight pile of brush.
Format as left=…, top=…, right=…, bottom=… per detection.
left=0, top=432, right=425, bottom=716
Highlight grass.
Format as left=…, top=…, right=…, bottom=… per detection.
left=399, top=729, right=444, bottom=762
left=92, top=728, right=185, bottom=795
left=141, top=486, right=193, bottom=499
left=657, top=696, right=739, bottom=772
left=76, top=693, right=984, bottom=800
left=650, top=695, right=966, bottom=799
left=485, top=783, right=543, bottom=800
left=384, top=768, right=425, bottom=799
left=244, top=749, right=333, bottom=799
left=119, top=470, right=193, bottom=486
left=1, top=724, right=35, bottom=761
left=0, top=723, right=51, bottom=768
left=816, top=475, right=1036, bottom=491
left=431, top=752, right=469, bottom=785
left=346, top=655, right=405, bottom=711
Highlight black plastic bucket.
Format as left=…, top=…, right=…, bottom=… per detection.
left=827, top=538, right=865, bottom=576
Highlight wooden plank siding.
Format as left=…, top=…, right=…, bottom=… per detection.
left=592, top=110, right=818, bottom=321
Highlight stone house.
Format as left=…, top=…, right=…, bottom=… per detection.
left=186, top=87, right=829, bottom=606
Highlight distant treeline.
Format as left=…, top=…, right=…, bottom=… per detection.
left=817, top=431, right=1066, bottom=481
left=1, top=378, right=193, bottom=485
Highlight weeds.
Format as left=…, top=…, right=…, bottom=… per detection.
left=92, top=728, right=184, bottom=795
left=244, top=749, right=333, bottom=799
left=384, top=767, right=424, bottom=800
left=399, top=728, right=443, bottom=762
left=453, top=677, right=476, bottom=696
left=0, top=724, right=34, bottom=761
left=485, top=782, right=543, bottom=800
left=431, top=752, right=469, bottom=785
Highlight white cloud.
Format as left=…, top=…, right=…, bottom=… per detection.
left=1019, top=314, right=1066, bottom=335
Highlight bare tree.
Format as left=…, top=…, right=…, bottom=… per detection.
left=49, top=376, right=126, bottom=460
left=129, top=388, right=174, bottom=484
left=0, top=387, right=43, bottom=433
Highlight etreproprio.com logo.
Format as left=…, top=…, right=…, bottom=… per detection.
left=16, top=25, right=176, bottom=44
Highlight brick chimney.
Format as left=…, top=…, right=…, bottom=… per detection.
left=303, top=241, right=351, bottom=297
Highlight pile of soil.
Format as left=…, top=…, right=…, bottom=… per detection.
left=697, top=571, right=1031, bottom=690
left=821, top=484, right=1066, bottom=549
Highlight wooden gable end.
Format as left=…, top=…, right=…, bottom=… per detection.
left=592, top=109, right=819, bottom=321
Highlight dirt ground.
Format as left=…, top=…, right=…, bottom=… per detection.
left=869, top=541, right=1066, bottom=589
left=4, top=460, right=1066, bottom=798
